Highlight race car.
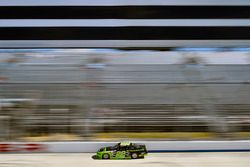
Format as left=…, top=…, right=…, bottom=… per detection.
left=95, top=141, right=148, bottom=159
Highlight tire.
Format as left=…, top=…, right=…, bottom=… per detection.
left=102, top=153, right=110, bottom=159
left=131, top=153, right=138, bottom=159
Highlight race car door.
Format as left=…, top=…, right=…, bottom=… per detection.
left=115, top=146, right=126, bottom=159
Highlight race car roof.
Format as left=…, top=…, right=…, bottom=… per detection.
left=120, top=141, right=131, bottom=146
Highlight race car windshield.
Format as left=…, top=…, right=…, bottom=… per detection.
left=106, top=147, right=116, bottom=151
left=113, top=143, right=119, bottom=148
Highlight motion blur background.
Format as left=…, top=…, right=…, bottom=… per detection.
left=0, top=48, right=249, bottom=141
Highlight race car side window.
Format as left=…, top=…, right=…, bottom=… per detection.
left=129, top=145, right=135, bottom=150
left=118, top=146, right=127, bottom=151
left=121, top=146, right=127, bottom=151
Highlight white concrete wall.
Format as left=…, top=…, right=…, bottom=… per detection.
left=1, top=141, right=250, bottom=153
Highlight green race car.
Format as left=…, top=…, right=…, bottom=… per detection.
left=95, top=141, right=148, bottom=159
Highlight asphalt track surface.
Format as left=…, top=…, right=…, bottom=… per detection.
left=1, top=153, right=250, bottom=167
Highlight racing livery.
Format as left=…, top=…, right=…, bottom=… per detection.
left=96, top=142, right=148, bottom=159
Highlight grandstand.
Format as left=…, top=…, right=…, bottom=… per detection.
left=0, top=50, right=249, bottom=140
left=0, top=0, right=249, bottom=141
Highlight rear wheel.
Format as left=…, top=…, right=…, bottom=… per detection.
left=102, top=153, right=110, bottom=159
left=131, top=153, right=138, bottom=159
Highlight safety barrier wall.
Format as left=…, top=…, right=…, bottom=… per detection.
left=1, top=141, right=250, bottom=153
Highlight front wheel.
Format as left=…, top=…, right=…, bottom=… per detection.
left=131, top=153, right=138, bottom=159
left=102, top=153, right=110, bottom=159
